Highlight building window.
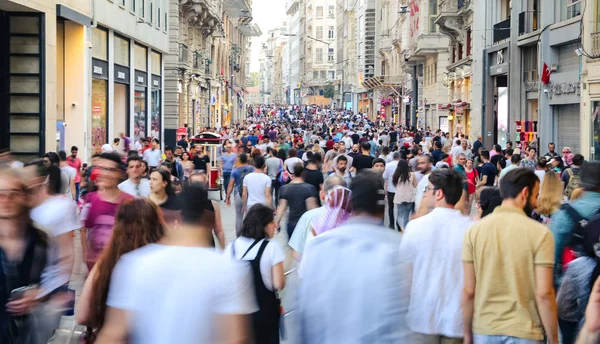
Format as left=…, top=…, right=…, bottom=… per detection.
left=563, top=0, right=581, bottom=20
left=316, top=6, right=323, bottom=18
left=141, top=0, right=145, bottom=18
left=149, top=2, right=153, bottom=23
left=316, top=26, right=323, bottom=39
left=328, top=48, right=334, bottom=62
left=158, top=8, right=161, bottom=27
left=429, top=0, right=438, bottom=33
left=164, top=13, right=167, bottom=31
left=328, top=5, right=335, bottom=17
left=329, top=70, right=335, bottom=79
left=320, top=70, right=327, bottom=79
left=466, top=29, right=472, bottom=56
left=120, top=0, right=125, bottom=6
left=313, top=71, right=319, bottom=79
left=92, top=28, right=108, bottom=61
left=328, top=26, right=334, bottom=39
left=131, top=0, right=136, bottom=12
left=433, top=62, right=437, bottom=83
left=522, top=45, right=538, bottom=81
left=458, top=43, right=463, bottom=60
left=316, top=48, right=323, bottom=62
left=114, top=35, right=130, bottom=66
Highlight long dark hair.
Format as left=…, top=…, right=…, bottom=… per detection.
left=153, top=169, right=175, bottom=196
left=89, top=199, right=166, bottom=327
left=392, top=160, right=411, bottom=185
left=240, top=204, right=274, bottom=240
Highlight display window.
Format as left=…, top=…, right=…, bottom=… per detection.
left=92, top=79, right=108, bottom=149
left=593, top=101, right=600, bottom=161
left=134, top=86, right=147, bottom=141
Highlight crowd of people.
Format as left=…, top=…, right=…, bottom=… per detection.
left=0, top=104, right=600, bottom=343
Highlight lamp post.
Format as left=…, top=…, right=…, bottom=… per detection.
left=229, top=44, right=242, bottom=127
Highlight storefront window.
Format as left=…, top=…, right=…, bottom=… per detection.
left=92, top=28, right=108, bottom=61
left=151, top=89, right=160, bottom=139
left=151, top=51, right=161, bottom=75
left=114, top=83, right=129, bottom=137
left=134, top=86, right=147, bottom=141
left=114, top=35, right=130, bottom=67
left=593, top=101, right=600, bottom=161
left=92, top=79, right=108, bottom=149
left=134, top=44, right=147, bottom=72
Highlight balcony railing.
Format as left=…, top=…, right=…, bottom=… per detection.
left=493, top=18, right=511, bottom=44
left=592, top=32, right=600, bottom=58
left=518, top=11, right=539, bottom=35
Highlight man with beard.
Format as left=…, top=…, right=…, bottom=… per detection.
left=462, top=168, right=558, bottom=344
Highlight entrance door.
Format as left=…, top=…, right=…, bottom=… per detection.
left=0, top=12, right=45, bottom=159
left=556, top=104, right=581, bottom=154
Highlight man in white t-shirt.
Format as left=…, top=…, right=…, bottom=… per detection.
left=414, top=155, right=434, bottom=213
left=143, top=138, right=162, bottom=169
left=98, top=184, right=257, bottom=344
left=118, top=156, right=151, bottom=198
left=242, top=155, right=272, bottom=213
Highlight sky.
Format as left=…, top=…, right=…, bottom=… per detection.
left=249, top=0, right=286, bottom=72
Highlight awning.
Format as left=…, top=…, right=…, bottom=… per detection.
left=362, top=75, right=403, bottom=96
left=239, top=23, right=261, bottom=37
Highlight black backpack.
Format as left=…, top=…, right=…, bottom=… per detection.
left=562, top=204, right=600, bottom=260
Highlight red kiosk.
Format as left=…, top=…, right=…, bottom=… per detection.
left=190, top=132, right=224, bottom=199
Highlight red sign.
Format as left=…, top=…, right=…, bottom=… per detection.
left=380, top=106, right=386, bottom=117
left=93, top=105, right=102, bottom=114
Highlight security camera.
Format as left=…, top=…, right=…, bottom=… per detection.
left=400, top=5, right=408, bottom=13
left=543, top=89, right=549, bottom=94
left=575, top=48, right=583, bottom=56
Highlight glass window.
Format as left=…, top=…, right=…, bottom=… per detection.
left=151, top=89, right=160, bottom=140
left=134, top=86, right=147, bottom=141
left=328, top=5, right=335, bottom=17
left=320, top=70, right=327, bottom=79
left=316, top=26, right=323, bottom=39
left=164, top=12, right=167, bottom=31
left=91, top=28, right=108, bottom=61
left=151, top=51, right=161, bottom=75
left=316, top=6, right=323, bottom=18
left=563, top=0, right=581, bottom=20
left=316, top=48, right=323, bottom=62
left=114, top=35, right=130, bottom=66
left=131, top=0, right=136, bottom=12
left=120, top=0, right=125, bottom=6
left=593, top=101, right=600, bottom=161
left=135, top=44, right=147, bottom=71
left=158, top=7, right=161, bottom=27
left=141, top=0, right=145, bottom=18
left=150, top=2, right=153, bottom=23
left=329, top=70, right=335, bottom=79
left=313, top=71, right=319, bottom=79
left=92, top=79, right=108, bottom=148
left=328, top=48, right=334, bottom=62
left=328, top=26, right=334, bottom=39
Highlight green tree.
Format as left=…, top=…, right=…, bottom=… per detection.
left=323, top=84, right=335, bottom=98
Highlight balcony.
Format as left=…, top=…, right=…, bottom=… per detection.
left=436, top=0, right=464, bottom=41
left=286, top=0, right=299, bottom=15
left=180, top=1, right=222, bottom=33
left=592, top=32, right=600, bottom=58
left=493, top=18, right=511, bottom=44
left=239, top=23, right=262, bottom=37
left=223, top=0, right=252, bottom=18
left=415, top=34, right=450, bottom=56
left=518, top=11, right=539, bottom=36
left=179, top=43, right=189, bottom=69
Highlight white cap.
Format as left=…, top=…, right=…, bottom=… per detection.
left=101, top=144, right=113, bottom=153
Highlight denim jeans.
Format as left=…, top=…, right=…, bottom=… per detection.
left=222, top=172, right=232, bottom=196
left=386, top=192, right=395, bottom=229
left=396, top=202, right=414, bottom=231
left=473, top=334, right=543, bottom=344
left=75, top=182, right=80, bottom=203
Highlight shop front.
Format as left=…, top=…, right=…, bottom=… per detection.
left=133, top=44, right=148, bottom=142
left=593, top=101, right=600, bottom=161
left=150, top=51, right=162, bottom=141
left=91, top=28, right=109, bottom=153
left=114, top=34, right=130, bottom=139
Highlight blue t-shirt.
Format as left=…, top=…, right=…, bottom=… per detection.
left=480, top=162, right=497, bottom=186
left=231, top=165, right=256, bottom=195
left=220, top=153, right=237, bottom=173
left=247, top=135, right=258, bottom=146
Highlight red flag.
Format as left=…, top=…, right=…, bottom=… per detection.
left=541, top=63, right=551, bottom=85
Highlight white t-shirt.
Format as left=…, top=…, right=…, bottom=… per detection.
left=288, top=207, right=325, bottom=255
left=143, top=149, right=162, bottom=167
left=285, top=157, right=303, bottom=174
left=224, top=237, right=285, bottom=291
left=243, top=173, right=272, bottom=208
left=107, top=244, right=258, bottom=344
left=414, top=173, right=431, bottom=211
left=30, top=196, right=81, bottom=297
left=60, top=166, right=76, bottom=196
left=118, top=179, right=152, bottom=198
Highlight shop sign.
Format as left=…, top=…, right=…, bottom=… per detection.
left=114, top=64, right=130, bottom=84
left=152, top=75, right=161, bottom=89
left=91, top=58, right=108, bottom=80
left=134, top=70, right=147, bottom=86
left=549, top=82, right=580, bottom=96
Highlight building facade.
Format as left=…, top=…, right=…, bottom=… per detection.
left=163, top=0, right=259, bottom=147
left=1, top=0, right=168, bottom=161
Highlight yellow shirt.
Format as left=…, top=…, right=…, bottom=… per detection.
left=462, top=206, right=555, bottom=340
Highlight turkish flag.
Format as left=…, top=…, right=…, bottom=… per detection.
left=541, top=63, right=551, bottom=85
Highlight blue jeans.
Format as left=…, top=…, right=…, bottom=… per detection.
left=396, top=202, right=414, bottom=231
left=473, top=334, right=543, bottom=343
left=222, top=172, right=232, bottom=195
left=75, top=182, right=80, bottom=202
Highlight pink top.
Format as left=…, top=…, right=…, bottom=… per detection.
left=67, top=156, right=82, bottom=183
left=82, top=191, right=134, bottom=270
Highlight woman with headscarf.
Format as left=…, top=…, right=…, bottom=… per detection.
left=310, top=185, right=353, bottom=236
left=562, top=147, right=574, bottom=167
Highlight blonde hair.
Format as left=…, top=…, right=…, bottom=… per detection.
left=570, top=188, right=584, bottom=201
left=537, top=171, right=563, bottom=216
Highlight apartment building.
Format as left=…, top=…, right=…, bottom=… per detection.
left=580, top=0, right=600, bottom=160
